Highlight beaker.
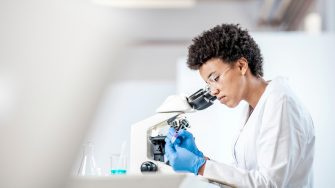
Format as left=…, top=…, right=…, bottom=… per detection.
left=110, top=153, right=127, bottom=175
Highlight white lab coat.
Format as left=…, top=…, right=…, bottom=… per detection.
left=203, top=77, right=315, bottom=188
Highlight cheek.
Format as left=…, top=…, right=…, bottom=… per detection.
left=225, top=76, right=244, bottom=101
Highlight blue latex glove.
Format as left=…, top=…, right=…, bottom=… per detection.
left=167, top=127, right=204, bottom=157
left=165, top=137, right=206, bottom=175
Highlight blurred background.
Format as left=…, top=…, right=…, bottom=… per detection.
left=0, top=0, right=334, bottom=187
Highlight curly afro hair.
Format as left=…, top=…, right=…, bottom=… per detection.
left=187, top=24, right=263, bottom=77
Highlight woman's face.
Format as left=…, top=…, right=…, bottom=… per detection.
left=199, top=58, right=247, bottom=108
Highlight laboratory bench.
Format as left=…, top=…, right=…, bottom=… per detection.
left=67, top=173, right=233, bottom=188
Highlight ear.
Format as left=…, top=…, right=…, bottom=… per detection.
left=237, top=57, right=248, bottom=75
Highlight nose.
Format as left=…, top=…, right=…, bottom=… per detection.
left=210, top=87, right=219, bottom=96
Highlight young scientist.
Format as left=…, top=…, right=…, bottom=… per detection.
left=164, top=24, right=315, bottom=187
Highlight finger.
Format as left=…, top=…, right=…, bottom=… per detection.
left=165, top=137, right=171, bottom=144
left=165, top=139, right=173, bottom=157
left=165, top=137, right=176, bottom=154
left=175, top=145, right=191, bottom=154
left=168, top=127, right=176, bottom=137
left=164, top=141, right=177, bottom=163
left=178, top=129, right=193, bottom=139
left=166, top=133, right=180, bottom=145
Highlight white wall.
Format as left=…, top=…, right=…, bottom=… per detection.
left=320, top=0, right=335, bottom=32
left=177, top=33, right=335, bottom=187
left=0, top=0, right=127, bottom=187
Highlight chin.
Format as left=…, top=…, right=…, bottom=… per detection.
left=224, top=100, right=239, bottom=108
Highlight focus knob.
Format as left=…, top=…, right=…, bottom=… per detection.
left=140, top=161, right=158, bottom=172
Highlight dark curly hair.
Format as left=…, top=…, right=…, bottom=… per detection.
left=187, top=24, right=263, bottom=77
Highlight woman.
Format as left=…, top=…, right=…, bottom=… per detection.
left=164, top=24, right=315, bottom=187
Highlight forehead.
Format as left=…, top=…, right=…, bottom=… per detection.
left=199, top=58, right=230, bottom=79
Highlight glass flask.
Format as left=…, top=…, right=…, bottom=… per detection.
left=77, top=142, right=100, bottom=176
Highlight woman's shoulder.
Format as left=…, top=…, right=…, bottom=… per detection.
left=264, top=77, right=299, bottom=106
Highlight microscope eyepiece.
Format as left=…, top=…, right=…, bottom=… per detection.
left=187, top=88, right=216, bottom=110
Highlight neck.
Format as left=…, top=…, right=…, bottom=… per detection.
left=244, top=76, right=268, bottom=109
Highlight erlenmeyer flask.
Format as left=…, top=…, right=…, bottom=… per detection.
left=77, top=142, right=99, bottom=176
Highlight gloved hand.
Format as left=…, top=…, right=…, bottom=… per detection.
left=167, top=127, right=204, bottom=157
left=165, top=137, right=205, bottom=175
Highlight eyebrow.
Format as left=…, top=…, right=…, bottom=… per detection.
left=207, top=72, right=215, bottom=80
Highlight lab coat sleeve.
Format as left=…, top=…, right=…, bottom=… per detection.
left=203, top=95, right=304, bottom=188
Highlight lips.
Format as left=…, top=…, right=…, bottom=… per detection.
left=218, top=95, right=226, bottom=102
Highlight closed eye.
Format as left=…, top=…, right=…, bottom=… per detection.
left=213, top=75, right=220, bottom=82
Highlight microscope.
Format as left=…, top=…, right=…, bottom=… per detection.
left=129, top=88, right=216, bottom=174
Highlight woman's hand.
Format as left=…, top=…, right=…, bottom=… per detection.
left=164, top=136, right=206, bottom=175
left=166, top=127, right=204, bottom=157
